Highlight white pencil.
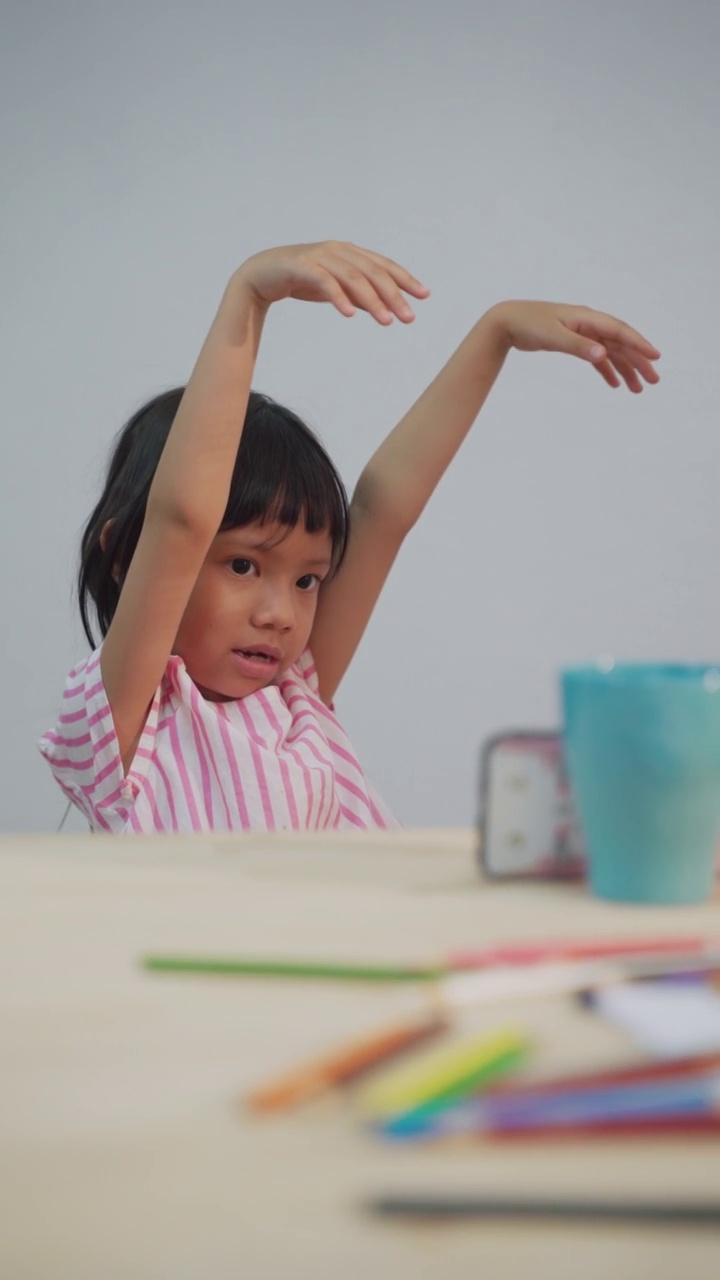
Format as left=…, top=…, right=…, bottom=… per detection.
left=437, top=953, right=720, bottom=1009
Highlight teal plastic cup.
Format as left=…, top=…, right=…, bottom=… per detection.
left=561, top=664, right=720, bottom=904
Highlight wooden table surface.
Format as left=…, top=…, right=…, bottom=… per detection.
left=1, top=829, right=719, bottom=1279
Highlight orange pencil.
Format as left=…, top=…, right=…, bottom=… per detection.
left=246, top=1013, right=449, bottom=1113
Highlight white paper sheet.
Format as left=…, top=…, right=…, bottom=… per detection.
left=591, top=982, right=720, bottom=1057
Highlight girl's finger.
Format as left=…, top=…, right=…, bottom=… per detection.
left=606, top=347, right=661, bottom=385
left=592, top=355, right=622, bottom=389
left=634, top=354, right=661, bottom=384
left=335, top=255, right=418, bottom=323
left=334, top=242, right=431, bottom=300
left=555, top=322, right=607, bottom=363
left=607, top=352, right=645, bottom=393
left=319, top=253, right=401, bottom=324
left=307, top=264, right=358, bottom=317
left=574, top=312, right=660, bottom=358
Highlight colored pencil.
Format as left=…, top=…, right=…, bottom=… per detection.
left=439, top=960, right=625, bottom=1007
left=448, top=936, right=720, bottom=970
left=143, top=956, right=443, bottom=982
left=246, top=1013, right=449, bottom=1113
left=359, top=1029, right=529, bottom=1119
left=143, top=952, right=720, bottom=988
left=367, top=1194, right=720, bottom=1225
left=440, top=955, right=720, bottom=1009
left=380, top=1071, right=720, bottom=1140
left=482, top=1115, right=720, bottom=1141
left=486, top=1053, right=720, bottom=1097
left=402, top=1055, right=720, bottom=1140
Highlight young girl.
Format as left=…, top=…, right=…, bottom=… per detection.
left=39, top=241, right=660, bottom=833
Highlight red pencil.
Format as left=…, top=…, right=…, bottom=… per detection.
left=482, top=1114, right=720, bottom=1142
left=448, top=937, right=719, bottom=970
left=484, top=1054, right=720, bottom=1099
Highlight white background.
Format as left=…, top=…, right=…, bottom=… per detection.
left=2, top=0, right=718, bottom=831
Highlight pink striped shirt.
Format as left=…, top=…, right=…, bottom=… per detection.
left=39, top=647, right=399, bottom=834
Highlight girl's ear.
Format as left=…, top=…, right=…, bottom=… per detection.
left=100, top=519, right=121, bottom=584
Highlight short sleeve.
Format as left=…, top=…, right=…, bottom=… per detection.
left=291, top=647, right=321, bottom=695
left=38, top=646, right=162, bottom=832
left=287, top=647, right=338, bottom=712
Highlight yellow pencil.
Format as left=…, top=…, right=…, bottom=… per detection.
left=359, top=1028, right=529, bottom=1119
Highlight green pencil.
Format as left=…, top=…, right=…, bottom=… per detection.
left=142, top=956, right=444, bottom=982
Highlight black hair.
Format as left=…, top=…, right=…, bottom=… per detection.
left=78, top=388, right=350, bottom=648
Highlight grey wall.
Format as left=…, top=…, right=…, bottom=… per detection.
left=2, top=0, right=719, bottom=832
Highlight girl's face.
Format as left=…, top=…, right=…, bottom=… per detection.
left=174, top=520, right=333, bottom=701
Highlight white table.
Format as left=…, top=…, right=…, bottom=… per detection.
left=1, top=829, right=719, bottom=1279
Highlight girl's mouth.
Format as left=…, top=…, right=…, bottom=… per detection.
left=231, top=648, right=282, bottom=678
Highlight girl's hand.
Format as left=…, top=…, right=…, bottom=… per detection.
left=235, top=241, right=430, bottom=326
left=489, top=301, right=661, bottom=392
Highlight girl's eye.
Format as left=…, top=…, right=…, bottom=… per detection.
left=297, top=574, right=321, bottom=592
left=230, top=558, right=257, bottom=577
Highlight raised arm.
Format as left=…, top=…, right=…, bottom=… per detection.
left=311, top=301, right=661, bottom=704
left=100, top=271, right=269, bottom=768
left=100, top=242, right=427, bottom=769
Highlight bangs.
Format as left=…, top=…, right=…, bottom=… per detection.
left=221, top=396, right=349, bottom=569
left=78, top=387, right=349, bottom=649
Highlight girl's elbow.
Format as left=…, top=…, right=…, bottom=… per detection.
left=352, top=470, right=417, bottom=537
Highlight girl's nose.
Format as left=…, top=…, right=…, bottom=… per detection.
left=251, top=584, right=295, bottom=631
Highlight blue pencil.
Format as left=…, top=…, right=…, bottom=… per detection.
left=380, top=1071, right=720, bottom=1139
